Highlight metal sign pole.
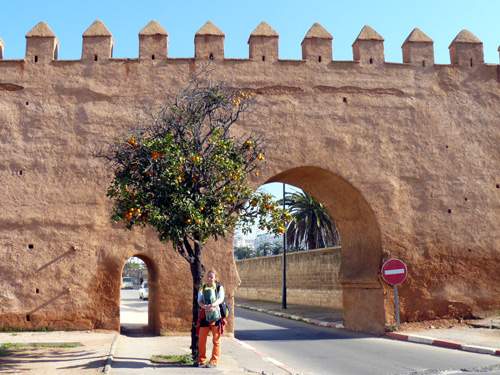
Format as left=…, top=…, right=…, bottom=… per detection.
left=282, top=182, right=287, bottom=309
left=394, top=285, right=400, bottom=328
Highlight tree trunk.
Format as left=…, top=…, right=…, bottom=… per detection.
left=189, top=242, right=204, bottom=363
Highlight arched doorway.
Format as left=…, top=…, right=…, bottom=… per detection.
left=119, top=254, right=158, bottom=334
left=264, top=166, right=384, bottom=333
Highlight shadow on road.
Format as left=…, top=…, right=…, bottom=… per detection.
left=235, top=307, right=371, bottom=341
left=120, top=323, right=154, bottom=337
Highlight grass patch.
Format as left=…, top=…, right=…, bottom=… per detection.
left=150, top=354, right=194, bottom=365
left=0, top=342, right=82, bottom=356
left=0, top=326, right=52, bottom=333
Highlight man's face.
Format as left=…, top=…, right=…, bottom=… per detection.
left=207, top=272, right=216, bottom=284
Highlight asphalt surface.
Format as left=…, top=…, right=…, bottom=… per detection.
left=234, top=307, right=500, bottom=375
left=120, top=288, right=149, bottom=331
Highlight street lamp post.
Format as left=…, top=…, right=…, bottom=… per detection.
left=282, top=182, right=287, bottom=309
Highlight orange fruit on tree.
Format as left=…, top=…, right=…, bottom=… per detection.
left=127, top=136, right=137, bottom=147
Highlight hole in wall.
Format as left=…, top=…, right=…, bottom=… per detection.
left=262, top=55, right=265, bottom=62
left=369, top=57, right=373, bottom=64
left=445, top=145, right=449, bottom=149
left=464, top=197, right=468, bottom=201
left=34, top=56, right=38, bottom=63
left=151, top=54, right=155, bottom=60
left=28, top=244, right=34, bottom=250
left=25, top=101, right=29, bottom=106
left=209, top=53, right=214, bottom=60
left=342, top=97, right=348, bottom=104
left=35, top=288, right=40, bottom=294
left=318, top=56, right=322, bottom=63
left=496, top=184, right=499, bottom=189
left=19, top=170, right=23, bottom=176
left=470, top=58, right=473, bottom=67
left=468, top=249, right=472, bottom=252
left=422, top=60, right=426, bottom=67
left=94, top=54, right=98, bottom=62
left=26, top=314, right=31, bottom=322
left=447, top=209, right=452, bottom=214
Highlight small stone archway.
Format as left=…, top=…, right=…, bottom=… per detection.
left=119, top=254, right=160, bottom=333
left=267, top=166, right=386, bottom=333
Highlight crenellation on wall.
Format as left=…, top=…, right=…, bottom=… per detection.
left=402, top=28, right=434, bottom=67
left=449, top=29, right=484, bottom=67
left=301, top=23, right=333, bottom=63
left=352, top=25, right=384, bottom=65
left=0, top=21, right=495, bottom=66
left=25, top=22, right=58, bottom=63
left=248, top=22, right=279, bottom=62
left=82, top=20, right=113, bottom=62
left=139, top=20, right=168, bottom=60
left=195, top=21, right=224, bottom=60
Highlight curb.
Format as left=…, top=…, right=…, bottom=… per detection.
left=232, top=337, right=296, bottom=375
left=236, top=303, right=344, bottom=329
left=386, top=332, right=500, bottom=357
left=102, top=332, right=119, bottom=374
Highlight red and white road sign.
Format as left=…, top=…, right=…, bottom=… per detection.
left=381, top=258, right=408, bottom=286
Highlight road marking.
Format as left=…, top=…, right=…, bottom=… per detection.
left=384, top=269, right=405, bottom=275
left=232, top=337, right=296, bottom=375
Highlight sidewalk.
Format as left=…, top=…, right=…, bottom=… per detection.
left=110, top=334, right=292, bottom=374
left=0, top=330, right=116, bottom=374
left=236, top=298, right=500, bottom=357
left=0, top=330, right=292, bottom=374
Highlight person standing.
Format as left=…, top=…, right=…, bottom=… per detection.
left=197, top=269, right=225, bottom=368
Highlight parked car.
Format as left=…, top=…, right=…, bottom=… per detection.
left=139, top=281, right=149, bottom=300
left=121, top=277, right=134, bottom=289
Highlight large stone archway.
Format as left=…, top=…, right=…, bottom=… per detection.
left=267, top=166, right=385, bottom=333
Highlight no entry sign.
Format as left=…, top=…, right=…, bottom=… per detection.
left=381, top=258, right=407, bottom=286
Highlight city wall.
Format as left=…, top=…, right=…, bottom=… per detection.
left=0, top=20, right=499, bottom=334
left=236, top=247, right=343, bottom=309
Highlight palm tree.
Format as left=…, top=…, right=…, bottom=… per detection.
left=278, top=190, right=340, bottom=250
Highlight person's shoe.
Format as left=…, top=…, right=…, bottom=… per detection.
left=207, top=362, right=217, bottom=368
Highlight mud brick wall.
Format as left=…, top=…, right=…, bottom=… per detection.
left=236, top=247, right=342, bottom=308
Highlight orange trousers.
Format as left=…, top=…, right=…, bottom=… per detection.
left=198, top=324, right=221, bottom=365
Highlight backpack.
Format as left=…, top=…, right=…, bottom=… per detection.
left=216, top=283, right=231, bottom=319
left=202, top=285, right=221, bottom=322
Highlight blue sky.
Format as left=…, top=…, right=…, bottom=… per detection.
left=0, top=0, right=498, bottom=63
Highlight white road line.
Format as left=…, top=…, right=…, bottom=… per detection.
left=384, top=269, right=405, bottom=275
left=232, top=337, right=296, bottom=374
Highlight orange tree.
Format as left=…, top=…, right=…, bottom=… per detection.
left=104, top=77, right=288, bottom=361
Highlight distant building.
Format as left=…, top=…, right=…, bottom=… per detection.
left=233, top=232, right=255, bottom=250
left=254, top=232, right=281, bottom=249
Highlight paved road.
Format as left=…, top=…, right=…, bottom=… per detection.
left=120, top=288, right=148, bottom=328
left=235, top=307, right=500, bottom=375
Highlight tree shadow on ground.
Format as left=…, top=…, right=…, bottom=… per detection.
left=0, top=349, right=105, bottom=373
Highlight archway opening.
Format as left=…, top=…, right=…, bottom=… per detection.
left=234, top=181, right=344, bottom=325
left=120, top=255, right=157, bottom=334
left=234, top=166, right=385, bottom=333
